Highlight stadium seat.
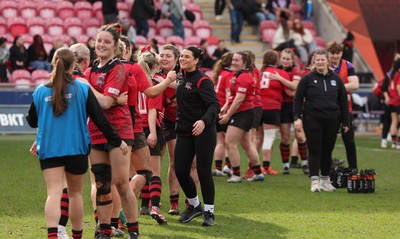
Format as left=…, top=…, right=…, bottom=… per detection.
left=182, top=0, right=193, bottom=4
left=27, top=17, right=46, bottom=36
left=259, top=20, right=277, bottom=43
left=0, top=1, right=18, bottom=19
left=184, top=3, right=202, bottom=20
left=148, top=35, right=166, bottom=46
left=290, top=3, right=302, bottom=18
left=193, top=20, right=212, bottom=39
left=302, top=21, right=315, bottom=31
left=183, top=20, right=193, bottom=38
left=5, top=34, right=14, bottom=49
left=42, top=35, right=54, bottom=54
left=184, top=36, right=201, bottom=46
left=259, top=20, right=277, bottom=33
left=84, top=18, right=101, bottom=38
left=31, top=70, right=50, bottom=86
left=135, top=35, right=148, bottom=47
left=0, top=17, right=7, bottom=35
left=76, top=35, right=89, bottom=44
left=166, top=36, right=184, bottom=50
left=147, top=19, right=157, bottom=37
left=7, top=17, right=28, bottom=37
left=74, top=1, right=93, bottom=20
left=56, top=1, right=75, bottom=20
left=205, top=36, right=219, bottom=54
left=46, top=17, right=64, bottom=37
left=22, top=34, right=33, bottom=49
left=157, top=19, right=174, bottom=38
left=315, top=36, right=327, bottom=49
left=64, top=17, right=84, bottom=37
left=19, top=1, right=37, bottom=18
left=117, top=2, right=130, bottom=19
left=10, top=69, right=32, bottom=89
left=92, top=1, right=103, bottom=21
left=37, top=1, right=57, bottom=19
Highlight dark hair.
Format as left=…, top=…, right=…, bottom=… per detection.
left=327, top=41, right=343, bottom=53
left=98, top=23, right=122, bottom=45
left=12, top=35, right=21, bottom=46
left=261, top=50, right=278, bottom=72
left=235, top=51, right=254, bottom=76
left=212, top=52, right=234, bottom=84
left=184, top=46, right=205, bottom=68
left=32, top=34, right=47, bottom=59
left=281, top=48, right=295, bottom=60
left=48, top=48, right=75, bottom=116
left=243, top=50, right=256, bottom=67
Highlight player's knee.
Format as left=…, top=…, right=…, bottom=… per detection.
left=137, top=170, right=153, bottom=184
left=91, top=164, right=112, bottom=206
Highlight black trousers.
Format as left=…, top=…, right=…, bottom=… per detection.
left=341, top=113, right=357, bottom=169
left=381, top=104, right=391, bottom=140
left=215, top=0, right=226, bottom=15
left=174, top=125, right=216, bottom=205
left=303, top=114, right=340, bottom=177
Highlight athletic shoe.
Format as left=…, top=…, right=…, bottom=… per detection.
left=128, top=231, right=140, bottom=239
left=302, top=165, right=310, bottom=175
left=139, top=206, right=149, bottom=215
left=310, top=180, right=320, bottom=192
left=150, top=207, right=168, bottom=225
left=396, top=144, right=400, bottom=149
left=215, top=15, right=222, bottom=21
left=290, top=163, right=302, bottom=169
left=261, top=166, right=279, bottom=175
left=242, top=167, right=255, bottom=179
left=320, top=178, right=336, bottom=192
left=202, top=211, right=215, bottom=226
left=227, top=175, right=243, bottom=183
left=332, top=158, right=345, bottom=167
left=178, top=204, right=204, bottom=223
left=110, top=226, right=125, bottom=237
left=381, top=139, right=387, bottom=148
left=222, top=165, right=232, bottom=177
left=391, top=142, right=397, bottom=149
left=282, top=167, right=290, bottom=175
left=57, top=225, right=69, bottom=239
left=168, top=202, right=179, bottom=215
left=96, top=233, right=111, bottom=239
left=212, top=169, right=225, bottom=176
left=247, top=173, right=265, bottom=182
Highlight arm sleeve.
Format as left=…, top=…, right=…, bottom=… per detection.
left=337, top=78, right=350, bottom=126
left=199, top=79, right=220, bottom=127
left=293, top=76, right=307, bottom=120
left=26, top=102, right=38, bottom=128
left=86, top=88, right=122, bottom=147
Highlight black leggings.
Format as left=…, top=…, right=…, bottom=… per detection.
left=215, top=0, right=226, bottom=15
left=341, top=113, right=357, bottom=169
left=174, top=125, right=216, bottom=205
left=303, top=115, right=340, bottom=177
left=381, top=104, right=391, bottom=140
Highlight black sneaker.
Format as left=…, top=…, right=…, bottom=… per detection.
left=129, top=231, right=140, bottom=239
left=282, top=167, right=290, bottom=175
left=202, top=211, right=215, bottom=226
left=302, top=165, right=310, bottom=175
left=178, top=204, right=204, bottom=223
left=290, top=163, right=302, bottom=169
left=95, top=233, right=110, bottom=239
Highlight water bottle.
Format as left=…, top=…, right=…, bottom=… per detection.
left=306, top=0, right=313, bottom=19
left=342, top=168, right=350, bottom=188
left=368, top=169, right=376, bottom=193
left=359, top=170, right=368, bottom=193
left=336, top=167, right=343, bottom=188
left=347, top=168, right=359, bottom=193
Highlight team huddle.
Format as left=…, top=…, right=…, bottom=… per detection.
left=25, top=22, right=358, bottom=239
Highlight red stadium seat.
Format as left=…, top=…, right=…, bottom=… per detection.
left=64, top=17, right=84, bottom=37
left=32, top=70, right=50, bottom=86
left=10, top=69, right=32, bottom=89
left=259, top=20, right=277, bottom=43
left=184, top=3, right=202, bottom=20
left=42, top=35, right=53, bottom=54
left=84, top=18, right=101, bottom=38
left=27, top=17, right=46, bottom=36
left=148, top=35, right=166, bottom=46
left=193, top=20, right=212, bottom=39
left=8, top=17, right=28, bottom=37
left=157, top=19, right=174, bottom=38
left=259, top=20, right=277, bottom=33
left=184, top=36, right=201, bottom=46
left=0, top=17, right=7, bottom=35
left=37, top=1, right=57, bottom=19
left=0, top=1, right=18, bottom=19
left=302, top=21, right=315, bottom=31
left=46, top=17, right=64, bottom=37
left=19, top=1, right=37, bottom=18
left=76, top=35, right=89, bottom=44
left=183, top=20, right=193, bottom=38
left=74, top=1, right=93, bottom=20
left=135, top=35, right=148, bottom=46
left=56, top=1, right=75, bottom=20
left=22, top=34, right=33, bottom=49
left=182, top=0, right=193, bottom=4
left=290, top=3, right=302, bottom=18
left=166, top=36, right=184, bottom=50
left=147, top=19, right=157, bottom=37
left=117, top=2, right=130, bottom=19
left=315, top=36, right=327, bottom=49
left=93, top=1, right=103, bottom=22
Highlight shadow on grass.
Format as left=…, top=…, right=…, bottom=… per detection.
left=144, top=214, right=287, bottom=239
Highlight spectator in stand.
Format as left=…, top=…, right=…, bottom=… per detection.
left=9, top=35, right=28, bottom=72
left=131, top=0, right=155, bottom=37
left=0, top=37, right=10, bottom=82
left=121, top=18, right=137, bottom=45
left=241, top=0, right=262, bottom=26
left=68, top=37, right=78, bottom=47
left=149, top=38, right=159, bottom=54
left=49, top=39, right=65, bottom=63
left=200, top=39, right=217, bottom=69
left=271, top=0, right=291, bottom=23
left=272, top=19, right=294, bottom=51
left=102, top=0, right=118, bottom=24
left=212, top=40, right=230, bottom=60
left=86, top=37, right=96, bottom=67
left=292, top=18, right=317, bottom=65
left=342, top=31, right=355, bottom=63
left=256, top=0, right=276, bottom=22
left=215, top=0, right=226, bottom=21
left=27, top=35, right=52, bottom=72
left=161, top=0, right=185, bottom=39
left=228, top=0, right=244, bottom=43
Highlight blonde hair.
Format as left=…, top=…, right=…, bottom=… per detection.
left=70, top=43, right=90, bottom=74
left=138, top=51, right=159, bottom=83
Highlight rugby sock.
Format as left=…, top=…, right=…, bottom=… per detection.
left=290, top=156, right=299, bottom=165
left=225, top=157, right=231, bottom=168
left=59, top=188, right=69, bottom=227
left=47, top=227, right=58, bottom=239
left=262, top=161, right=270, bottom=170
left=187, top=196, right=200, bottom=207
left=170, top=194, right=179, bottom=205
left=150, top=176, right=162, bottom=208
left=99, top=224, right=112, bottom=236
left=93, top=209, right=98, bottom=224
left=72, top=229, right=83, bottom=239
left=252, top=165, right=262, bottom=175
left=232, top=166, right=240, bottom=177
left=215, top=160, right=223, bottom=171
left=126, top=222, right=139, bottom=234
left=111, top=217, right=119, bottom=229
left=391, top=135, right=397, bottom=146
left=204, top=204, right=214, bottom=214
left=140, top=184, right=150, bottom=208
left=298, top=141, right=308, bottom=161
left=279, top=143, right=290, bottom=164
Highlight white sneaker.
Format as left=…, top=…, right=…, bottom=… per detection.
left=215, top=15, right=222, bottom=21
left=222, top=165, right=232, bottom=176
left=310, top=180, right=320, bottom=192
left=212, top=169, right=225, bottom=176
left=381, top=139, right=387, bottom=148
left=227, top=175, right=242, bottom=183
left=247, top=173, right=265, bottom=182
left=391, top=142, right=396, bottom=149
left=320, top=178, right=336, bottom=192
left=57, top=225, right=69, bottom=239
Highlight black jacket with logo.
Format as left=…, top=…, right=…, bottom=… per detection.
left=176, top=70, right=220, bottom=135
left=293, top=69, right=349, bottom=126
